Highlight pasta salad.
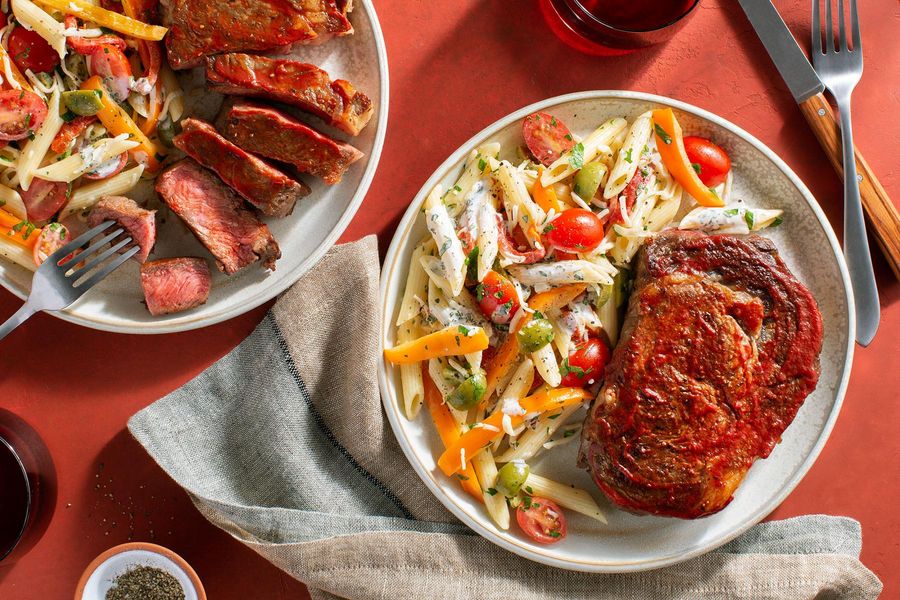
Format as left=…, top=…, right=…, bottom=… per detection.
left=384, top=107, right=785, bottom=544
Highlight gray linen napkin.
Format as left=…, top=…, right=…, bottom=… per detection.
left=128, top=235, right=883, bottom=600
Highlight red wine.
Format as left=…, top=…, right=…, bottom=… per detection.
left=576, top=0, right=697, bottom=31
left=0, top=437, right=30, bottom=560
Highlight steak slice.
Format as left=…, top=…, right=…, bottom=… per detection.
left=205, top=53, right=373, bottom=136
left=161, top=0, right=352, bottom=70
left=156, top=160, right=280, bottom=274
left=140, top=257, right=211, bottom=316
left=220, top=101, right=363, bottom=185
left=578, top=230, right=823, bottom=519
left=87, top=196, right=156, bottom=263
left=173, top=118, right=309, bottom=217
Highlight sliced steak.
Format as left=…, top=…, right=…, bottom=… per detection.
left=155, top=160, right=280, bottom=274
left=140, top=257, right=211, bottom=316
left=578, top=230, right=823, bottom=519
left=205, top=53, right=373, bottom=136
left=87, top=196, right=156, bottom=263
left=173, top=118, right=309, bottom=217
left=160, top=0, right=351, bottom=70
left=220, top=101, right=363, bottom=185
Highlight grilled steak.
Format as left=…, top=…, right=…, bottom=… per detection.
left=140, top=257, right=211, bottom=316
left=156, top=160, right=280, bottom=274
left=578, top=231, right=823, bottom=519
left=87, top=196, right=156, bottom=263
left=161, top=0, right=352, bottom=70
left=173, top=118, right=309, bottom=217
left=206, top=53, right=373, bottom=135
left=220, top=101, right=363, bottom=185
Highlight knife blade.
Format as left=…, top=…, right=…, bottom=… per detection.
left=738, top=0, right=900, bottom=279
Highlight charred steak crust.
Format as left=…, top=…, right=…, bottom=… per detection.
left=221, top=100, right=364, bottom=185
left=140, top=257, right=211, bottom=316
left=155, top=160, right=280, bottom=274
left=87, top=196, right=156, bottom=264
left=161, top=0, right=351, bottom=70
left=205, top=53, right=374, bottom=136
left=173, top=118, right=309, bottom=217
left=578, top=230, right=823, bottom=519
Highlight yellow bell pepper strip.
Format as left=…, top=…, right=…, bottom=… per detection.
left=81, top=76, right=165, bottom=173
left=384, top=325, right=489, bottom=364
left=482, top=283, right=587, bottom=403
left=437, top=387, right=592, bottom=477
left=36, top=0, right=168, bottom=41
left=0, top=46, right=32, bottom=92
left=532, top=167, right=563, bottom=213
left=423, top=369, right=483, bottom=503
left=0, top=209, right=40, bottom=250
left=651, top=108, right=724, bottom=208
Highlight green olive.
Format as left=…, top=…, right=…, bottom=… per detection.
left=497, top=461, right=530, bottom=496
left=573, top=161, right=605, bottom=201
left=157, top=117, right=182, bottom=148
left=517, top=317, right=554, bottom=354
left=61, top=90, right=103, bottom=117
left=446, top=369, right=487, bottom=410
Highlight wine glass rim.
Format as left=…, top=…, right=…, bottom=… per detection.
left=570, top=0, right=701, bottom=33
left=0, top=435, right=31, bottom=562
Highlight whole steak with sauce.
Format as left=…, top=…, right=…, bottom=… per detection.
left=578, top=231, right=823, bottom=519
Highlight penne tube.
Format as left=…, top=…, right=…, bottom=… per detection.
left=424, top=185, right=466, bottom=296
left=495, top=404, right=580, bottom=463
left=0, top=185, right=27, bottom=220
left=33, top=135, right=138, bottom=182
left=541, top=118, right=628, bottom=187
left=0, top=234, right=36, bottom=271
left=524, top=473, right=607, bottom=524
left=15, top=87, right=62, bottom=191
left=531, top=343, right=561, bottom=388
left=397, top=319, right=425, bottom=420
left=496, top=161, right=546, bottom=239
left=508, top=259, right=616, bottom=287
left=396, top=238, right=433, bottom=326
left=476, top=198, right=499, bottom=282
left=603, top=112, right=652, bottom=199
left=471, top=446, right=510, bottom=529
left=60, top=164, right=144, bottom=219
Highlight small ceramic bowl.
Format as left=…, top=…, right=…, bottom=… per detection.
left=74, top=542, right=206, bottom=600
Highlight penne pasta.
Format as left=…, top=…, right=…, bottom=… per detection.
left=0, top=184, right=26, bottom=220
left=397, top=319, right=425, bottom=420
left=471, top=446, right=510, bottom=529
left=0, top=234, right=36, bottom=271
left=508, top=259, right=616, bottom=287
left=396, top=238, right=433, bottom=326
left=524, top=473, right=607, bottom=524
left=541, top=118, right=628, bottom=187
left=424, top=185, right=466, bottom=296
left=603, top=112, right=652, bottom=199
left=495, top=404, right=581, bottom=463
left=15, top=86, right=63, bottom=191
left=60, top=165, right=145, bottom=219
left=531, top=343, right=561, bottom=388
left=33, top=135, right=138, bottom=182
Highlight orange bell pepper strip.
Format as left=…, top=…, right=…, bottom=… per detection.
left=423, top=369, right=483, bottom=503
left=81, top=76, right=165, bottom=172
left=0, top=209, right=40, bottom=250
left=437, top=387, right=592, bottom=477
left=532, top=168, right=563, bottom=213
left=651, top=108, right=724, bottom=207
left=482, top=283, right=587, bottom=403
left=384, top=325, right=489, bottom=364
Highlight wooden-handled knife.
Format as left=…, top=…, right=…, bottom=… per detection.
left=738, top=0, right=900, bottom=279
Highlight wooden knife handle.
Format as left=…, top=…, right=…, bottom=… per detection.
left=799, top=92, right=900, bottom=279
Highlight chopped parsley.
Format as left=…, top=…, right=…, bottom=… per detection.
left=439, top=239, right=451, bottom=256
left=568, top=142, right=585, bottom=170
left=564, top=133, right=573, bottom=141
left=724, top=208, right=739, bottom=217
left=624, top=148, right=633, bottom=164
left=654, top=123, right=672, bottom=145
left=486, top=487, right=498, bottom=496
left=457, top=325, right=470, bottom=336
left=543, top=223, right=555, bottom=234
left=691, top=162, right=702, bottom=175
left=744, top=210, right=755, bottom=230
left=475, top=283, right=485, bottom=301
left=560, top=358, right=588, bottom=379
left=478, top=157, right=487, bottom=172
left=768, top=215, right=784, bottom=228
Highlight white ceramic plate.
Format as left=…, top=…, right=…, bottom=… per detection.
left=0, top=1, right=388, bottom=334
left=378, top=91, right=854, bottom=572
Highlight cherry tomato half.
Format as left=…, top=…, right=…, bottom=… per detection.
left=476, top=270, right=520, bottom=325
left=544, top=209, right=604, bottom=253
left=516, top=496, right=567, bottom=544
left=523, top=112, right=575, bottom=167
left=0, top=89, right=48, bottom=141
left=87, top=45, right=133, bottom=102
left=560, top=337, right=610, bottom=388
left=21, top=178, right=69, bottom=222
left=8, top=26, right=60, bottom=73
left=683, top=136, right=731, bottom=187
left=32, top=222, right=69, bottom=266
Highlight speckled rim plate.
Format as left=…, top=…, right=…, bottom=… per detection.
left=378, top=91, right=854, bottom=573
left=0, top=0, right=389, bottom=334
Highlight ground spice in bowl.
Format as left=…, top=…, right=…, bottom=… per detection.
left=106, top=565, right=185, bottom=600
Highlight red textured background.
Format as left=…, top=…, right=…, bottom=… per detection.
left=1, top=1, right=898, bottom=598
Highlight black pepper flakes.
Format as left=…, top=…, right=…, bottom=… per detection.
left=106, top=566, right=185, bottom=600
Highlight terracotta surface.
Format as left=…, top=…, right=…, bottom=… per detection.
left=1, top=1, right=898, bottom=598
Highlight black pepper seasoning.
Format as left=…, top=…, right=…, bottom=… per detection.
left=106, top=566, right=185, bottom=600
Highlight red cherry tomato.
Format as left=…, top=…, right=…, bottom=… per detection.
left=560, top=338, right=610, bottom=388
left=516, top=497, right=567, bottom=544
left=87, top=44, right=133, bottom=102
left=21, top=178, right=69, bottom=222
left=544, top=209, right=605, bottom=253
left=683, top=136, right=731, bottom=187
left=476, top=270, right=520, bottom=325
left=0, top=90, right=48, bottom=141
left=84, top=151, right=128, bottom=180
left=32, top=222, right=69, bottom=266
left=8, top=26, right=60, bottom=73
left=523, top=112, right=575, bottom=167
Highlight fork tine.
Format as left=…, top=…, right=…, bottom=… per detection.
left=837, top=0, right=847, bottom=51
left=45, top=221, right=116, bottom=266
left=68, top=236, right=133, bottom=280
left=825, top=0, right=834, bottom=53
left=812, top=0, right=822, bottom=54
left=72, top=246, right=139, bottom=292
left=850, top=0, right=860, bottom=51
left=59, top=227, right=127, bottom=268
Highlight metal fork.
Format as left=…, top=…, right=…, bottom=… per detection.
left=0, top=221, right=138, bottom=341
left=812, top=0, right=879, bottom=345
